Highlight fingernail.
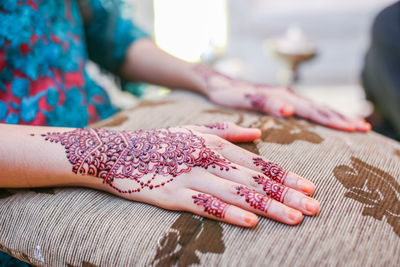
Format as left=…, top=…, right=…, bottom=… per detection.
left=363, top=122, right=372, bottom=131
left=347, top=123, right=356, bottom=132
left=288, top=210, right=302, bottom=222
left=244, top=214, right=258, bottom=226
left=356, top=119, right=371, bottom=132
left=297, top=179, right=314, bottom=194
left=279, top=104, right=293, bottom=117
left=252, top=128, right=262, bottom=136
left=331, top=119, right=356, bottom=132
left=303, top=199, right=319, bottom=213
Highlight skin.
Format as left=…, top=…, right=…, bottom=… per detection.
left=120, top=39, right=371, bottom=133
left=0, top=122, right=320, bottom=227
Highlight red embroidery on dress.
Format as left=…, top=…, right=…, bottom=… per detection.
left=204, top=122, right=228, bottom=130
left=192, top=193, right=228, bottom=218
left=253, top=158, right=288, bottom=184
left=235, top=186, right=271, bottom=213
left=253, top=175, right=287, bottom=202
left=38, top=128, right=235, bottom=193
left=244, top=93, right=267, bottom=110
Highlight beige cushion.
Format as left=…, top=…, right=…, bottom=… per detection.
left=1, top=91, right=400, bottom=266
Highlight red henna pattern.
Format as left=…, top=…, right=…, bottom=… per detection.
left=203, top=122, right=228, bottom=130
left=253, top=175, right=288, bottom=202
left=253, top=157, right=288, bottom=184
left=244, top=93, right=267, bottom=110
left=38, top=128, right=235, bottom=193
left=192, top=193, right=228, bottom=218
left=235, top=186, right=271, bottom=213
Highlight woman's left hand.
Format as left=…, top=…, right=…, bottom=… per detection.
left=194, top=65, right=371, bottom=133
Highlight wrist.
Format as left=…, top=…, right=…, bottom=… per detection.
left=188, top=63, right=215, bottom=95
left=73, top=174, right=107, bottom=191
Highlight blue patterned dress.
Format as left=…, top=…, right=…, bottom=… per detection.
left=0, top=0, right=148, bottom=265
left=0, top=0, right=148, bottom=127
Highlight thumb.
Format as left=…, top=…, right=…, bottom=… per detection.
left=185, top=122, right=261, bottom=143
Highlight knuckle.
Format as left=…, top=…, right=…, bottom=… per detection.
left=204, top=134, right=223, bottom=145
left=229, top=184, right=237, bottom=195
left=229, top=183, right=241, bottom=196
left=212, top=137, right=230, bottom=150
left=248, top=177, right=260, bottom=189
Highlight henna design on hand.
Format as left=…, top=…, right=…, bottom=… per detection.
left=203, top=122, right=228, bottom=130
left=253, top=158, right=288, bottom=184
left=244, top=93, right=267, bottom=110
left=235, top=186, right=271, bottom=213
left=253, top=175, right=288, bottom=202
left=37, top=128, right=235, bottom=193
left=192, top=193, right=228, bottom=218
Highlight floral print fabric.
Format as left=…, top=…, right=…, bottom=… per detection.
left=0, top=0, right=148, bottom=127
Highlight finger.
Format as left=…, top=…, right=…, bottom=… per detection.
left=314, top=108, right=360, bottom=132
left=251, top=174, right=320, bottom=215
left=293, top=104, right=356, bottom=132
left=182, top=189, right=259, bottom=227
left=204, top=136, right=316, bottom=195
left=252, top=157, right=315, bottom=195
left=294, top=103, right=372, bottom=133
left=235, top=186, right=304, bottom=225
left=195, top=164, right=319, bottom=215
left=185, top=122, right=261, bottom=143
left=187, top=173, right=304, bottom=225
left=323, top=108, right=371, bottom=132
left=341, top=116, right=371, bottom=133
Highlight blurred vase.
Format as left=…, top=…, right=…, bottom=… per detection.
left=267, top=25, right=317, bottom=86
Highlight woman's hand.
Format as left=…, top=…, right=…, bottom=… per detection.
left=120, top=40, right=369, bottom=132
left=193, top=65, right=371, bottom=133
left=40, top=123, right=320, bottom=227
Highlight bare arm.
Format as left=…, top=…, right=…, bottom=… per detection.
left=120, top=39, right=206, bottom=94
left=0, top=124, right=101, bottom=189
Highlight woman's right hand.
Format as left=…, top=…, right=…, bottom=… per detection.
left=40, top=122, right=320, bottom=227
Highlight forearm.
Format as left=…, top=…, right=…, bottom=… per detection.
left=119, top=39, right=208, bottom=94
left=0, top=124, right=102, bottom=189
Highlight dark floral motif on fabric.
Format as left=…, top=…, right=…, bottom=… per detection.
left=151, top=213, right=225, bottom=267
left=333, top=157, right=400, bottom=238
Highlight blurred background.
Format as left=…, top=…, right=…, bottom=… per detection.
left=99, top=0, right=398, bottom=137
